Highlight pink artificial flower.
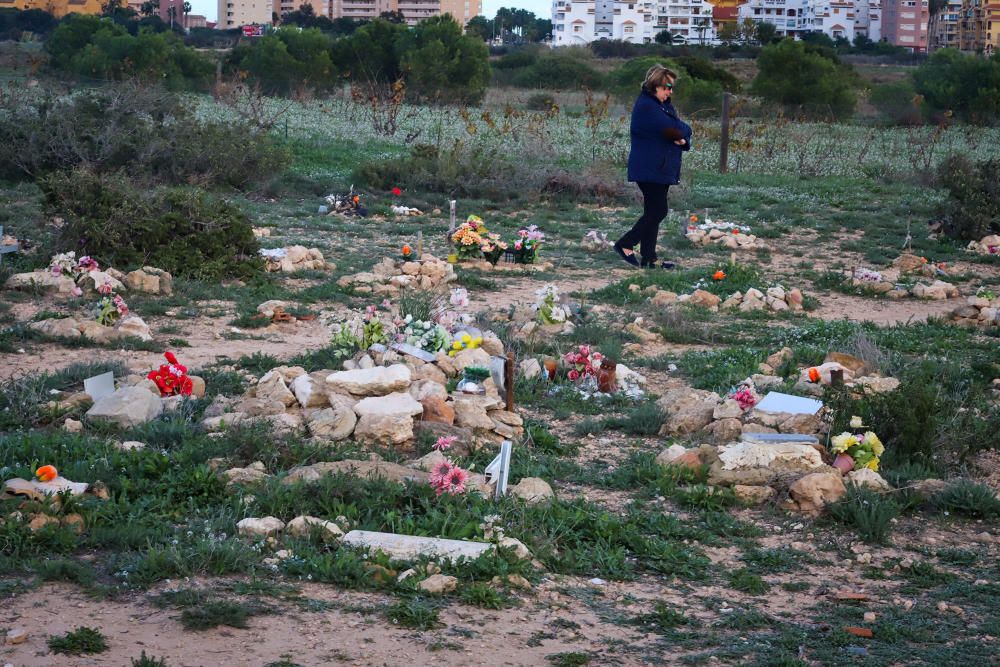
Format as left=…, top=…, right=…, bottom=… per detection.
left=77, top=256, right=98, bottom=272
left=514, top=241, right=523, bottom=250
left=381, top=299, right=392, bottom=309
left=97, top=282, right=113, bottom=295
left=71, top=287, right=83, bottom=297
left=433, top=436, right=457, bottom=451
left=568, top=369, right=580, bottom=381
left=430, top=460, right=453, bottom=486
left=51, top=266, right=63, bottom=275
left=438, top=466, right=469, bottom=496
left=579, top=345, right=590, bottom=356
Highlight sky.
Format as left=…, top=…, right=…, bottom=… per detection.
left=186, top=0, right=547, bottom=25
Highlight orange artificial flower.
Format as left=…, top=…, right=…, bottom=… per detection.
left=808, top=367, right=820, bottom=383
left=35, top=465, right=58, bottom=482
left=689, top=215, right=699, bottom=223
left=352, top=195, right=360, bottom=204
left=731, top=229, right=739, bottom=235
left=712, top=270, right=726, bottom=281
left=402, top=245, right=412, bottom=257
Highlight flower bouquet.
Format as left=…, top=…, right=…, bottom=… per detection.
left=400, top=316, right=450, bottom=352
left=430, top=459, right=470, bottom=496
left=448, top=331, right=483, bottom=357
left=513, top=225, right=544, bottom=264
left=831, top=416, right=884, bottom=473
left=562, top=344, right=603, bottom=382
left=91, top=282, right=129, bottom=326
left=729, top=384, right=758, bottom=411
left=147, top=351, right=193, bottom=397
left=451, top=215, right=488, bottom=260
left=480, top=233, right=508, bottom=265
left=534, top=285, right=568, bottom=324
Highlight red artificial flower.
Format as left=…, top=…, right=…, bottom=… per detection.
left=391, top=187, right=402, bottom=196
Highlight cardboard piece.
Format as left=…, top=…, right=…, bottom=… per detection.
left=484, top=439, right=512, bottom=500
left=83, top=371, right=116, bottom=402
left=755, top=392, right=823, bottom=416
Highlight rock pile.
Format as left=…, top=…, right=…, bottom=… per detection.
left=28, top=315, right=153, bottom=343
left=124, top=266, right=173, bottom=295
left=949, top=294, right=1000, bottom=327
left=686, top=227, right=765, bottom=250
left=337, top=256, right=457, bottom=294
left=260, top=246, right=334, bottom=273
left=967, top=234, right=999, bottom=256
left=202, top=355, right=523, bottom=448
left=641, top=285, right=805, bottom=313
left=847, top=257, right=959, bottom=300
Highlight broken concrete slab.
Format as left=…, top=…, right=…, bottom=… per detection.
left=341, top=530, right=493, bottom=563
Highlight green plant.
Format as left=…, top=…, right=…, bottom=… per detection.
left=132, top=651, right=170, bottom=667
left=728, top=568, right=770, bottom=594
left=931, top=480, right=1000, bottom=519
left=180, top=601, right=264, bottom=631
left=48, top=626, right=109, bottom=655
left=547, top=652, right=591, bottom=666
left=385, top=599, right=442, bottom=629
left=827, top=486, right=899, bottom=544
left=934, top=156, right=1000, bottom=240
left=630, top=601, right=690, bottom=634
left=751, top=39, right=856, bottom=117
left=460, top=582, right=512, bottom=609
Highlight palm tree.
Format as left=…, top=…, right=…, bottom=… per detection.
left=182, top=0, right=191, bottom=28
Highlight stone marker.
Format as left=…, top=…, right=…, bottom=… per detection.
left=86, top=386, right=163, bottom=427
left=341, top=530, right=493, bottom=562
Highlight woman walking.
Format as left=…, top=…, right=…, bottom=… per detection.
left=614, top=64, right=692, bottom=269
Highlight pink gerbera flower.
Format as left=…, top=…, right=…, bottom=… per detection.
left=433, top=436, right=457, bottom=452
left=430, top=460, right=453, bottom=486
left=438, top=466, right=469, bottom=496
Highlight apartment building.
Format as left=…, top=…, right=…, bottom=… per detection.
left=0, top=0, right=102, bottom=17
left=326, top=0, right=479, bottom=26
left=738, top=0, right=811, bottom=38
left=928, top=0, right=960, bottom=49
left=881, top=0, right=928, bottom=50
left=958, top=0, right=999, bottom=54
left=218, top=0, right=273, bottom=29
left=551, top=0, right=658, bottom=45
left=657, top=0, right=718, bottom=44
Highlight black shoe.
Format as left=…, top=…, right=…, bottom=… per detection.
left=642, top=260, right=677, bottom=270
left=614, top=244, right=640, bottom=267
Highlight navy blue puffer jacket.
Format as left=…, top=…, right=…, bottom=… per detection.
left=626, top=90, right=692, bottom=185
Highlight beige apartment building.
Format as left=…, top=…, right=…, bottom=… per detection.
left=221, top=0, right=480, bottom=28
left=219, top=0, right=273, bottom=28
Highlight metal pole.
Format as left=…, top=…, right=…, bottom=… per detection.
left=719, top=92, right=731, bottom=174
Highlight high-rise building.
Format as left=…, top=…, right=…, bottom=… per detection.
left=958, top=0, right=999, bottom=54
left=218, top=0, right=273, bottom=28
left=881, top=0, right=928, bottom=50
left=928, top=0, right=961, bottom=49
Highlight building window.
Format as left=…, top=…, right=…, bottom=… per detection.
left=624, top=25, right=634, bottom=32
left=574, top=24, right=582, bottom=31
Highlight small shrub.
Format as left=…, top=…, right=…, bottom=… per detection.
left=827, top=486, right=899, bottom=544
left=385, top=599, right=442, bottom=629
left=526, top=92, right=557, bottom=111
left=547, top=652, right=591, bottom=667
left=43, top=170, right=262, bottom=281
left=48, top=626, right=109, bottom=655
left=934, top=156, right=1000, bottom=240
left=727, top=568, right=770, bottom=595
left=631, top=601, right=690, bottom=634
left=180, top=601, right=262, bottom=631
left=459, top=582, right=512, bottom=609
left=671, top=484, right=736, bottom=511
left=132, top=652, right=170, bottom=667
left=931, top=480, right=1000, bottom=519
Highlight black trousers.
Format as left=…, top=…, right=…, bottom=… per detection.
left=617, top=182, right=669, bottom=264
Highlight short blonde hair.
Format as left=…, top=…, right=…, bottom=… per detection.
left=642, top=64, right=678, bottom=94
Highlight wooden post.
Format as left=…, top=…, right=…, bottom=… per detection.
left=416, top=230, right=423, bottom=260
left=719, top=92, right=731, bottom=174
left=505, top=351, right=515, bottom=412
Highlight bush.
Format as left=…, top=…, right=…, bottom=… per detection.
left=931, top=480, right=1000, bottom=519
left=510, top=48, right=603, bottom=90
left=226, top=29, right=338, bottom=95
left=0, top=84, right=289, bottom=187
left=934, top=155, right=1000, bottom=240
left=869, top=80, right=923, bottom=126
left=397, top=15, right=491, bottom=104
left=751, top=38, right=856, bottom=117
left=827, top=486, right=899, bottom=544
left=913, top=49, right=1000, bottom=124
left=605, top=56, right=682, bottom=102
left=45, top=14, right=212, bottom=90
left=42, top=170, right=263, bottom=280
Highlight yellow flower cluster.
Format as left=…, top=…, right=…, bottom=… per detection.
left=448, top=332, right=482, bottom=357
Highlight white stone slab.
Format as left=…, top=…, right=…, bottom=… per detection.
left=341, top=530, right=492, bottom=562
left=83, top=371, right=116, bottom=402
left=755, top=392, right=823, bottom=416
left=390, top=342, right=436, bottom=362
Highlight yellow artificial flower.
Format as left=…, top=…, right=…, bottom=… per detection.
left=460, top=333, right=472, bottom=343
left=831, top=433, right=858, bottom=454
left=452, top=340, right=462, bottom=350
left=864, top=432, right=884, bottom=456
left=865, top=458, right=879, bottom=472
left=472, top=336, right=482, bottom=346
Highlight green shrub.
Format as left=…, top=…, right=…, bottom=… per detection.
left=751, top=38, right=856, bottom=117
left=827, top=486, right=899, bottom=544
left=934, top=155, right=1000, bottom=240
left=42, top=170, right=263, bottom=281
left=227, top=29, right=337, bottom=95
left=511, top=49, right=604, bottom=90
left=931, top=480, right=1000, bottom=519
left=869, top=80, right=923, bottom=126
left=398, top=16, right=491, bottom=104
left=48, top=626, right=109, bottom=655
left=913, top=48, right=1000, bottom=124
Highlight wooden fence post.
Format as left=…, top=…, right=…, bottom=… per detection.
left=719, top=92, right=731, bottom=174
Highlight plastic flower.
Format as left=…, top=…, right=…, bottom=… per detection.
left=831, top=433, right=859, bottom=454
left=432, top=436, right=457, bottom=451
left=391, top=187, right=402, bottom=196
left=429, top=460, right=453, bottom=486
left=438, top=466, right=469, bottom=495
left=72, top=287, right=83, bottom=297
left=77, top=256, right=99, bottom=272
left=401, top=244, right=412, bottom=257
left=567, top=369, right=580, bottom=381
left=35, top=465, right=58, bottom=482
left=808, top=367, right=820, bottom=383
left=689, top=215, right=699, bottom=222
left=864, top=431, right=884, bottom=456
left=97, top=281, right=113, bottom=295
left=713, top=270, right=726, bottom=281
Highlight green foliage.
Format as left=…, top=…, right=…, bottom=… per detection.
left=46, top=15, right=212, bottom=90
left=132, top=651, right=170, bottom=667
left=547, top=652, right=591, bottom=666
left=331, top=18, right=409, bottom=82
left=604, top=56, right=681, bottom=102
left=180, top=600, right=266, bottom=630
left=931, top=480, right=1000, bottom=519
left=48, top=626, right=109, bottom=655
left=459, top=582, right=513, bottom=609
left=751, top=38, right=856, bottom=117
left=934, top=155, right=1000, bottom=240
left=913, top=49, right=1000, bottom=124
left=0, top=84, right=289, bottom=186
left=510, top=48, right=604, bottom=90
left=869, top=80, right=923, bottom=126
left=227, top=29, right=338, bottom=95
left=827, top=486, right=899, bottom=544
left=0, top=359, right=125, bottom=431
left=630, top=601, right=690, bottom=634
left=42, top=170, right=263, bottom=280
left=385, top=598, right=442, bottom=629
left=727, top=568, right=770, bottom=594
left=398, top=15, right=491, bottom=104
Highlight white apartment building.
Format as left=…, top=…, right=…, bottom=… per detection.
left=740, top=0, right=880, bottom=41
left=656, top=0, right=718, bottom=44
left=552, top=0, right=658, bottom=45
left=219, top=0, right=273, bottom=28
